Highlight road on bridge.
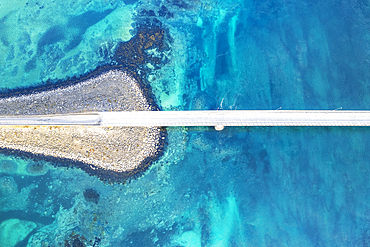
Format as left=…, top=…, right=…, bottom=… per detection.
left=1, top=110, right=370, bottom=129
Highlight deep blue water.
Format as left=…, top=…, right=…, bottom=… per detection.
left=1, top=0, right=370, bottom=246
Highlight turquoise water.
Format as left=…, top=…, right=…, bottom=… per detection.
left=1, top=0, right=370, bottom=246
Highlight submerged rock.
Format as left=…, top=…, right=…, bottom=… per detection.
left=0, top=160, right=18, bottom=174
left=83, top=188, right=100, bottom=204
left=0, top=176, right=18, bottom=196
left=0, top=218, right=37, bottom=247
left=26, top=162, right=48, bottom=176
left=191, top=91, right=217, bottom=110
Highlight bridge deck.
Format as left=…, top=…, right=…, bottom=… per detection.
left=1, top=110, right=370, bottom=127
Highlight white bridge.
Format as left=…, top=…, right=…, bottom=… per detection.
left=1, top=110, right=370, bottom=130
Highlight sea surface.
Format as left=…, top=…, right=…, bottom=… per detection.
left=1, top=0, right=370, bottom=246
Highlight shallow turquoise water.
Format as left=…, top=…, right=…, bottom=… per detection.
left=1, top=0, right=370, bottom=246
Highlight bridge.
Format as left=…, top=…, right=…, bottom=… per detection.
left=1, top=110, right=370, bottom=130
